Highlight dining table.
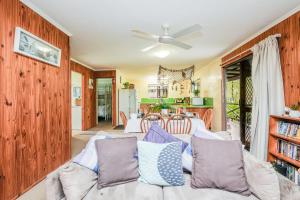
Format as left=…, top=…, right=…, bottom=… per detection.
left=124, top=115, right=206, bottom=134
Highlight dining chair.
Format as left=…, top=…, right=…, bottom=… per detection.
left=191, top=112, right=200, bottom=118
left=120, top=111, right=128, bottom=128
left=202, top=109, right=213, bottom=129
left=140, top=113, right=165, bottom=133
left=166, top=114, right=192, bottom=134
left=176, top=107, right=183, bottom=114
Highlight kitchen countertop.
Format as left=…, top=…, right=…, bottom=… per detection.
left=139, top=103, right=213, bottom=108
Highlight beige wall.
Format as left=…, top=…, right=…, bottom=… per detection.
left=117, top=58, right=223, bottom=131
left=194, top=58, right=222, bottom=131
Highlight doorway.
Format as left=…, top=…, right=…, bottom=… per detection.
left=71, top=71, right=83, bottom=130
left=96, top=78, right=113, bottom=128
left=224, top=56, right=253, bottom=150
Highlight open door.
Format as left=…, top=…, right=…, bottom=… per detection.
left=224, top=57, right=253, bottom=150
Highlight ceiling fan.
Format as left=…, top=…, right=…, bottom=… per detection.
left=132, top=24, right=201, bottom=52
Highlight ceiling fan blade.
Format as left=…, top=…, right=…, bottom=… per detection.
left=172, top=24, right=201, bottom=38
left=141, top=44, right=160, bottom=52
left=132, top=30, right=159, bottom=39
left=170, top=40, right=192, bottom=49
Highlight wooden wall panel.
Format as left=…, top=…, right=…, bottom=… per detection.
left=0, top=1, right=4, bottom=199
left=221, top=12, right=300, bottom=106
left=70, top=61, right=96, bottom=130
left=0, top=1, right=71, bottom=199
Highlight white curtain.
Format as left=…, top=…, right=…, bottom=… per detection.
left=250, top=35, right=285, bottom=161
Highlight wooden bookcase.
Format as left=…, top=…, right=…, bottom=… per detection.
left=268, top=115, right=300, bottom=168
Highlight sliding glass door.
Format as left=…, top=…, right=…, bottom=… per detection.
left=224, top=57, right=253, bottom=150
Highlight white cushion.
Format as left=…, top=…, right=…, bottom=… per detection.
left=73, top=134, right=110, bottom=172
left=182, top=127, right=223, bottom=172
left=137, top=141, right=184, bottom=186
left=59, top=163, right=97, bottom=200
left=243, top=151, right=280, bottom=200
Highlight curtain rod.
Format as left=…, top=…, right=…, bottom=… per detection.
left=222, top=34, right=281, bottom=66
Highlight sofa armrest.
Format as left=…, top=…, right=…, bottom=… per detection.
left=45, top=162, right=70, bottom=200
left=278, top=173, right=300, bottom=200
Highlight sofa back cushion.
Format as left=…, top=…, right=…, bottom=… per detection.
left=138, top=141, right=185, bottom=186
left=73, top=135, right=110, bottom=172
left=143, top=122, right=188, bottom=152
left=95, top=137, right=139, bottom=189
left=59, top=163, right=97, bottom=200
left=182, top=128, right=224, bottom=172
left=191, top=136, right=251, bottom=196
left=243, top=150, right=280, bottom=200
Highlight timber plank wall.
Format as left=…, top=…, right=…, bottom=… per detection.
left=0, top=0, right=71, bottom=199
left=222, top=11, right=300, bottom=106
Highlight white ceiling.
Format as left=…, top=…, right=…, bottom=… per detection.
left=23, top=0, right=300, bottom=70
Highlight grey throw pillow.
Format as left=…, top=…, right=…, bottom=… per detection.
left=95, top=137, right=139, bottom=189
left=191, top=136, right=251, bottom=196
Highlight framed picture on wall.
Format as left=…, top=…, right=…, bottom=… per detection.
left=13, top=27, right=61, bottom=67
left=73, top=87, right=81, bottom=98
left=89, top=78, right=94, bottom=89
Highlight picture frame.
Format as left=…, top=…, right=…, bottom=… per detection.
left=73, top=87, right=81, bottom=98
left=14, top=27, right=61, bottom=67
left=89, top=78, right=94, bottom=89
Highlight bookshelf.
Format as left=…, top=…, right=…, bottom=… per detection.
left=268, top=115, right=300, bottom=184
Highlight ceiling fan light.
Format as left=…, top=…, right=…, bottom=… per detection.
left=154, top=50, right=170, bottom=58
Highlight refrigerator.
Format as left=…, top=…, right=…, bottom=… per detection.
left=118, top=89, right=137, bottom=125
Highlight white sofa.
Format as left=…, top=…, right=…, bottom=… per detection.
left=46, top=133, right=300, bottom=200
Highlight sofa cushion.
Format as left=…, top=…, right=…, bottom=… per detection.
left=83, top=180, right=163, bottom=200
left=73, top=135, right=110, bottom=172
left=243, top=151, right=280, bottom=200
left=143, top=122, right=188, bottom=152
left=59, top=162, right=97, bottom=200
left=138, top=141, right=184, bottom=186
left=163, top=174, right=258, bottom=200
left=95, top=137, right=139, bottom=189
left=191, top=136, right=251, bottom=196
left=182, top=127, right=224, bottom=172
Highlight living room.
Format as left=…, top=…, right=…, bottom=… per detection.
left=1, top=0, right=300, bottom=199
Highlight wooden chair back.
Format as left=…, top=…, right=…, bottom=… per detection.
left=140, top=104, right=151, bottom=115
left=203, top=109, right=213, bottom=129
left=140, top=114, right=165, bottom=133
left=176, top=107, right=183, bottom=114
left=120, top=111, right=128, bottom=128
left=166, top=114, right=192, bottom=134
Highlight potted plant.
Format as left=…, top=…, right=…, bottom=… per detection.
left=123, top=82, right=130, bottom=89
left=289, top=102, right=300, bottom=118
left=161, top=103, right=171, bottom=116
left=193, top=89, right=200, bottom=97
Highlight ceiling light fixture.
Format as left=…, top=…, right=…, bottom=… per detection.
left=153, top=50, right=170, bottom=58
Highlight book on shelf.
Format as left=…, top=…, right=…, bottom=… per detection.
left=275, top=160, right=300, bottom=185
left=277, top=140, right=300, bottom=161
left=277, top=121, right=300, bottom=138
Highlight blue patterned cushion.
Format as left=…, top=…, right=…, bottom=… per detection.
left=137, top=141, right=184, bottom=186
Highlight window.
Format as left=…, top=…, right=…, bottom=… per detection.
left=148, top=84, right=168, bottom=98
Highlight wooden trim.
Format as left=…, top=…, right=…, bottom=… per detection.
left=95, top=70, right=117, bottom=126
left=221, top=12, right=300, bottom=107
left=81, top=74, right=85, bottom=130
left=221, top=67, right=227, bottom=131
left=221, top=50, right=252, bottom=67
left=70, top=61, right=96, bottom=130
